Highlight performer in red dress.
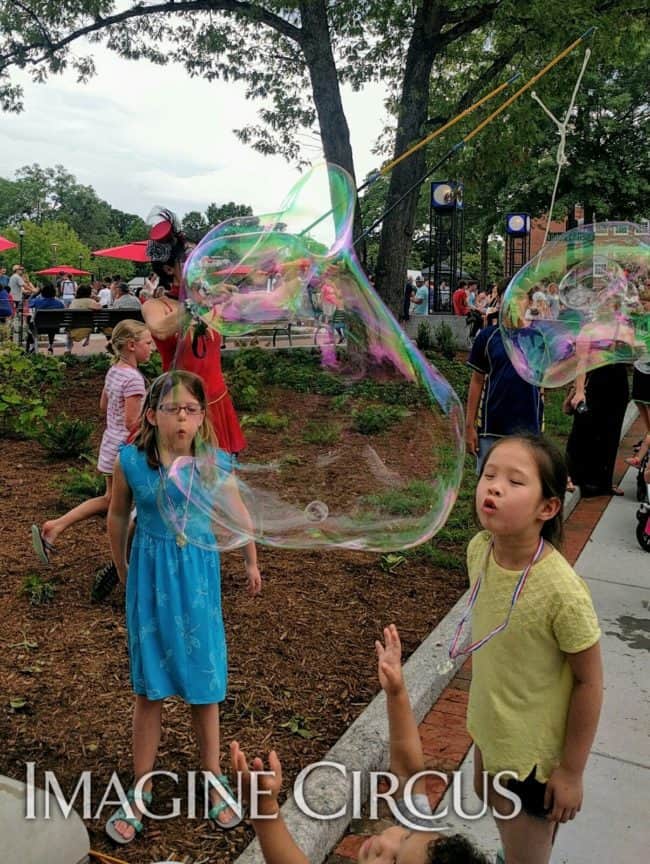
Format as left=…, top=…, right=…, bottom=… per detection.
left=142, top=209, right=245, bottom=454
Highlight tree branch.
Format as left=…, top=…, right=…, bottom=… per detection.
left=440, top=1, right=501, bottom=46
left=0, top=0, right=304, bottom=71
left=7, top=0, right=54, bottom=52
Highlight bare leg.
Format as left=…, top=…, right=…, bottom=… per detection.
left=191, top=703, right=235, bottom=824
left=113, top=695, right=162, bottom=841
left=636, top=403, right=650, bottom=435
left=474, top=745, right=555, bottom=864
left=41, top=476, right=112, bottom=546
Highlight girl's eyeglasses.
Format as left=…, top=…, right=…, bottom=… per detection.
left=157, top=403, right=204, bottom=415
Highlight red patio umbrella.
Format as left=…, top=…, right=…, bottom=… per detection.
left=0, top=235, right=17, bottom=253
left=35, top=266, right=91, bottom=276
left=93, top=241, right=150, bottom=263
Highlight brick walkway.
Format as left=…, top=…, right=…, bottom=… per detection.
left=326, top=415, right=646, bottom=863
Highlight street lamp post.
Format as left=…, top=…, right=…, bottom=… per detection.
left=17, top=225, right=25, bottom=346
left=51, top=243, right=58, bottom=266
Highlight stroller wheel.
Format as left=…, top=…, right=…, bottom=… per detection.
left=636, top=507, right=650, bottom=552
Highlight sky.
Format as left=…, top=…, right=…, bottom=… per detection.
left=0, top=36, right=390, bottom=222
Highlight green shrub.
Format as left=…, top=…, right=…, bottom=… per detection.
left=432, top=321, right=456, bottom=359
left=21, top=574, right=56, bottom=605
left=362, top=480, right=439, bottom=515
left=85, top=352, right=111, bottom=375
left=226, top=364, right=263, bottom=412
left=352, top=404, right=408, bottom=435
left=416, top=320, right=433, bottom=351
left=302, top=420, right=340, bottom=445
left=41, top=414, right=94, bottom=458
left=139, top=352, right=163, bottom=381
left=241, top=412, right=289, bottom=432
left=57, top=466, right=106, bottom=502
left=0, top=345, right=64, bottom=438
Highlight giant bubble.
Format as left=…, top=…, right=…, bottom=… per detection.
left=153, top=163, right=464, bottom=552
left=500, top=222, right=649, bottom=388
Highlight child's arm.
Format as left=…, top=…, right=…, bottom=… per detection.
left=220, top=475, right=261, bottom=595
left=465, top=370, right=484, bottom=455
left=100, top=388, right=107, bottom=414
left=544, top=641, right=603, bottom=823
left=230, top=741, right=308, bottom=864
left=123, top=394, right=143, bottom=433
left=107, top=460, right=133, bottom=584
left=376, top=625, right=425, bottom=782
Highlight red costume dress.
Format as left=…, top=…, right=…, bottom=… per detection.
left=154, top=320, right=246, bottom=454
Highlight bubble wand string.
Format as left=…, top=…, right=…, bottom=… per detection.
left=353, top=28, right=595, bottom=247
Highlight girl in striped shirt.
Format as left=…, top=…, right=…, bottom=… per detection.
left=31, top=320, right=154, bottom=564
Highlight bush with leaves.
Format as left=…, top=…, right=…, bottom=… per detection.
left=21, top=574, right=56, bottom=605
left=0, top=344, right=64, bottom=438
left=241, top=412, right=289, bottom=432
left=57, top=466, right=106, bottom=503
left=302, top=420, right=340, bottom=444
left=352, top=404, right=408, bottom=435
left=432, top=321, right=456, bottom=359
left=416, top=320, right=433, bottom=351
left=40, top=414, right=94, bottom=458
left=226, top=363, right=264, bottom=412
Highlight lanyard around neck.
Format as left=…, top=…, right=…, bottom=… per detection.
left=448, top=535, right=545, bottom=660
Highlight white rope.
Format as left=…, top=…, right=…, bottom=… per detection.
left=532, top=47, right=592, bottom=249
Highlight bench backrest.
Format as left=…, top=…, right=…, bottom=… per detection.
left=32, top=308, right=144, bottom=332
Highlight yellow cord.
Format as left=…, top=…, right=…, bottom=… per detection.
left=463, top=33, right=589, bottom=144
left=380, top=77, right=513, bottom=175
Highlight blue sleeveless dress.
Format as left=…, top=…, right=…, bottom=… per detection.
left=119, top=444, right=230, bottom=704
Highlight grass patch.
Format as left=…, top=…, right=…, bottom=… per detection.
left=57, top=467, right=105, bottom=503
left=21, top=574, right=57, bottom=605
left=241, top=412, right=290, bottom=432
left=352, top=405, right=408, bottom=435
left=362, top=480, right=439, bottom=516
left=302, top=421, right=340, bottom=445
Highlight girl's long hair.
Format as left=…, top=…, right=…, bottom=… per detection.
left=479, top=432, right=567, bottom=548
left=133, top=370, right=217, bottom=468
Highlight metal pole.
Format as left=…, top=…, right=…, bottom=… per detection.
left=18, top=227, right=25, bottom=347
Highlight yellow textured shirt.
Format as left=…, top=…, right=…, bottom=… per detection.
left=466, top=531, right=601, bottom=782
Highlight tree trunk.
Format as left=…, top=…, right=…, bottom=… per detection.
left=373, top=2, right=442, bottom=314
left=480, top=233, right=489, bottom=290
left=299, top=0, right=365, bottom=263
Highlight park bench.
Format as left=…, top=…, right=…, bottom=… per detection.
left=31, top=308, right=144, bottom=341
left=221, top=321, right=293, bottom=349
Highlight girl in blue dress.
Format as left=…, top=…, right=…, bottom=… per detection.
left=106, top=370, right=261, bottom=844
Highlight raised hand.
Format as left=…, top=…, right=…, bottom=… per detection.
left=375, top=624, right=404, bottom=696
left=230, top=740, right=282, bottom=817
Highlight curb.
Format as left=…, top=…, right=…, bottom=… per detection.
left=234, top=403, right=640, bottom=864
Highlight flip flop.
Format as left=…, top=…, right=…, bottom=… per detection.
left=199, top=773, right=244, bottom=830
left=31, top=525, right=55, bottom=565
left=105, top=788, right=152, bottom=845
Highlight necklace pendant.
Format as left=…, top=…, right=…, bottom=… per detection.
left=176, top=532, right=188, bottom=548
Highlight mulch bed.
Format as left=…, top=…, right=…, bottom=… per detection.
left=0, top=365, right=467, bottom=863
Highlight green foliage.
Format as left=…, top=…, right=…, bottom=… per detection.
left=301, top=420, right=340, bottom=445
left=85, top=352, right=111, bottom=375
left=139, top=351, right=163, bottom=381
left=352, top=404, right=408, bottom=435
left=226, top=365, right=263, bottom=412
left=0, top=344, right=63, bottom=438
left=363, top=480, right=439, bottom=516
left=21, top=574, right=56, bottom=606
left=57, top=466, right=105, bottom=503
left=415, top=320, right=433, bottom=351
left=432, top=321, right=456, bottom=360
left=424, top=353, right=470, bottom=403
left=40, top=414, right=93, bottom=458
left=241, top=412, right=289, bottom=432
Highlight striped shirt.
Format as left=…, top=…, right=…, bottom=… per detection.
left=97, top=364, right=146, bottom=474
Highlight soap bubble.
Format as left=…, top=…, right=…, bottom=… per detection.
left=153, top=163, right=464, bottom=552
left=500, top=222, right=650, bottom=387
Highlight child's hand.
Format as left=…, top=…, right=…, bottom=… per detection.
left=544, top=765, right=583, bottom=822
left=230, top=740, right=282, bottom=816
left=375, top=624, right=404, bottom=696
left=245, top=561, right=262, bottom=595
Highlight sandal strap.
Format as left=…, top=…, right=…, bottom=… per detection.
left=207, top=799, right=230, bottom=821
left=127, top=787, right=153, bottom=805
left=108, top=806, right=143, bottom=834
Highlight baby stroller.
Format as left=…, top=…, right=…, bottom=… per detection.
left=634, top=450, right=650, bottom=552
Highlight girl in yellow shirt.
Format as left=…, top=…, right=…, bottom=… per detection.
left=460, top=433, right=603, bottom=864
